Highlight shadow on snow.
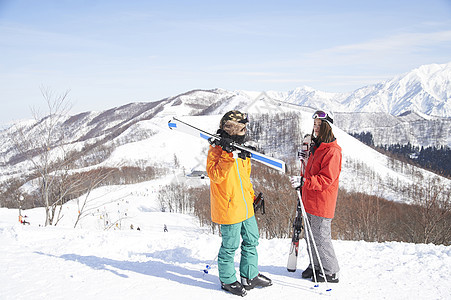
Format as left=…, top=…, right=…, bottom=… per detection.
left=35, top=248, right=218, bottom=291
left=35, top=248, right=328, bottom=296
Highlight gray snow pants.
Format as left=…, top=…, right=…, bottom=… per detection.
left=305, top=213, right=340, bottom=275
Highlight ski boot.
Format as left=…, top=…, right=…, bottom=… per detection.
left=221, top=281, right=247, bottom=297
left=302, top=267, right=314, bottom=278
left=316, top=272, right=339, bottom=283
left=241, top=273, right=272, bottom=290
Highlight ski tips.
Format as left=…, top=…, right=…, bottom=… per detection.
left=168, top=117, right=184, bottom=127
left=168, top=119, right=175, bottom=129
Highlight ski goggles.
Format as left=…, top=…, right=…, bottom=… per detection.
left=234, top=112, right=249, bottom=124
left=238, top=113, right=249, bottom=124
left=312, top=110, right=333, bottom=124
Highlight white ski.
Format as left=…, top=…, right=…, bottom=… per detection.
left=287, top=197, right=303, bottom=272
left=168, top=117, right=286, bottom=173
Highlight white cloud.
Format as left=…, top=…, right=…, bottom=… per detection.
left=327, top=30, right=451, bottom=54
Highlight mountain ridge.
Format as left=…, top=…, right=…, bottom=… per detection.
left=263, top=62, right=451, bottom=118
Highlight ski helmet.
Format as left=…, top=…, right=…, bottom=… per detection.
left=220, top=110, right=248, bottom=135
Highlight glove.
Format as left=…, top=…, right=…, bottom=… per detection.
left=218, top=137, right=235, bottom=153
left=208, top=134, right=235, bottom=153
left=290, top=176, right=303, bottom=189
left=232, top=149, right=251, bottom=160
left=297, top=150, right=308, bottom=161
left=210, top=129, right=236, bottom=153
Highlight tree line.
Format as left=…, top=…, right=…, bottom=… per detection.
left=351, top=131, right=451, bottom=177
left=157, top=164, right=450, bottom=245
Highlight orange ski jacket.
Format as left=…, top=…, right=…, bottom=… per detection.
left=302, top=139, right=342, bottom=219
left=207, top=145, right=255, bottom=225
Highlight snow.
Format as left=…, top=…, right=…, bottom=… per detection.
left=1, top=63, right=450, bottom=299
left=1, top=179, right=450, bottom=300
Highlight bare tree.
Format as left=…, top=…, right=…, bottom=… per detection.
left=405, top=177, right=451, bottom=244
left=9, top=89, right=127, bottom=226
left=9, top=88, right=73, bottom=225
left=67, top=168, right=117, bottom=228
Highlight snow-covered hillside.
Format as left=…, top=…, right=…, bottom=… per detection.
left=92, top=109, right=448, bottom=203
left=1, top=93, right=449, bottom=205
left=335, top=111, right=451, bottom=148
left=1, top=179, right=450, bottom=300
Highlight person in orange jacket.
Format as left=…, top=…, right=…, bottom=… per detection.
left=207, top=110, right=272, bottom=296
left=291, top=110, right=342, bottom=283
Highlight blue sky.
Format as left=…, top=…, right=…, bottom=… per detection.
left=1, top=0, right=450, bottom=124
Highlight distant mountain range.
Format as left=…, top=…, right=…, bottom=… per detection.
left=264, top=62, right=451, bottom=118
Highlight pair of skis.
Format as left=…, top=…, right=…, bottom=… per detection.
left=287, top=192, right=304, bottom=272
left=167, top=117, right=286, bottom=173
left=286, top=142, right=309, bottom=273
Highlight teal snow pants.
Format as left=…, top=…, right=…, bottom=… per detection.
left=218, top=216, right=259, bottom=284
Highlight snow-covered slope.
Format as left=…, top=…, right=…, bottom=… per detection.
left=1, top=179, right=450, bottom=300
left=335, top=111, right=451, bottom=147
left=258, top=86, right=349, bottom=113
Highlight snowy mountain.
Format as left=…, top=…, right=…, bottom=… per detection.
left=242, top=62, right=451, bottom=147
left=268, top=62, right=451, bottom=118
left=341, top=63, right=451, bottom=117
left=264, top=86, right=349, bottom=113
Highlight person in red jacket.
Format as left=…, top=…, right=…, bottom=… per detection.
left=291, top=110, right=342, bottom=283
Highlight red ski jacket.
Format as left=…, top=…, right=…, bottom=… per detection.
left=302, top=139, right=342, bottom=219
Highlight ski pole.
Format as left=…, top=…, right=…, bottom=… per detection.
left=295, top=185, right=318, bottom=283
left=296, top=189, right=332, bottom=292
left=297, top=159, right=318, bottom=282
left=300, top=194, right=317, bottom=283
left=203, top=252, right=219, bottom=274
